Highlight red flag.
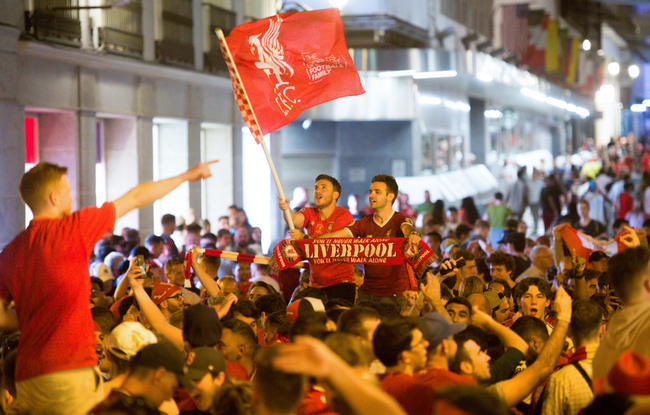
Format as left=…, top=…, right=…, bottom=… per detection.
left=219, top=8, right=364, bottom=140
left=558, top=225, right=626, bottom=261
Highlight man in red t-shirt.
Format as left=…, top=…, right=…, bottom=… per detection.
left=278, top=174, right=356, bottom=302
left=0, top=160, right=216, bottom=415
left=307, top=174, right=421, bottom=301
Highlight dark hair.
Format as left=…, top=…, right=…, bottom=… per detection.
left=315, top=174, right=342, bottom=201
left=117, top=296, right=136, bottom=320
left=427, top=231, right=443, bottom=244
left=612, top=218, right=629, bottom=230
left=254, top=346, right=304, bottom=413
left=254, top=294, right=286, bottom=316
left=510, top=315, right=549, bottom=343
left=494, top=192, right=504, bottom=201
left=485, top=251, right=515, bottom=273
left=217, top=229, right=232, bottom=238
left=222, top=318, right=257, bottom=350
left=354, top=300, right=401, bottom=322
left=371, top=174, right=399, bottom=202
left=90, top=277, right=105, bottom=290
left=232, top=299, right=260, bottom=321
left=288, top=312, right=329, bottom=341
left=326, top=308, right=347, bottom=326
left=164, top=256, right=184, bottom=274
left=440, top=284, right=453, bottom=301
left=198, top=253, right=221, bottom=274
left=460, top=197, right=480, bottom=225
left=446, top=296, right=472, bottom=313
left=488, top=278, right=513, bottom=299
left=130, top=246, right=150, bottom=260
left=337, top=307, right=380, bottom=341
left=161, top=214, right=176, bottom=225
left=451, top=326, right=488, bottom=374
left=453, top=249, right=475, bottom=262
left=324, top=332, right=368, bottom=368
left=200, top=232, right=217, bottom=244
left=570, top=300, right=603, bottom=343
left=144, top=234, right=163, bottom=248
left=514, top=277, right=552, bottom=300
left=372, top=318, right=418, bottom=367
left=455, top=224, right=472, bottom=240
left=249, top=281, right=276, bottom=295
left=91, top=306, right=117, bottom=334
left=265, top=311, right=288, bottom=331
left=19, top=162, right=68, bottom=213
left=212, top=378, right=254, bottom=415
left=608, top=246, right=650, bottom=303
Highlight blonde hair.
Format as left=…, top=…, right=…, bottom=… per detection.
left=19, top=162, right=67, bottom=213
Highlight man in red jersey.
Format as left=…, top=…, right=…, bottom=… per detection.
left=307, top=174, right=421, bottom=303
left=0, top=160, right=216, bottom=415
left=278, top=174, right=356, bottom=302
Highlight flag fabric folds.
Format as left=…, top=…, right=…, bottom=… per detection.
left=218, top=8, right=365, bottom=141
left=557, top=225, right=626, bottom=261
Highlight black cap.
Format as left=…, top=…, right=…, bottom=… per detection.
left=131, top=342, right=193, bottom=390
left=183, top=304, right=222, bottom=348
left=185, top=347, right=227, bottom=381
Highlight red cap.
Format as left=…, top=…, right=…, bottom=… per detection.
left=151, top=281, right=180, bottom=305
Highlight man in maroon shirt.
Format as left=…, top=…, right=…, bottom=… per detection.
left=308, top=174, right=421, bottom=302
left=0, top=160, right=216, bottom=415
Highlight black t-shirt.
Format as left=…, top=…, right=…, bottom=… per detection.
left=574, top=219, right=606, bottom=237
left=512, top=255, right=532, bottom=280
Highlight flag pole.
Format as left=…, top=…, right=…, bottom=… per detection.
left=216, top=29, right=295, bottom=230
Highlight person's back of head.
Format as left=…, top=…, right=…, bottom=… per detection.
left=608, top=246, right=650, bottom=304
left=337, top=307, right=381, bottom=341
left=324, top=332, right=369, bottom=368
left=292, top=287, right=328, bottom=304
left=144, top=234, right=163, bottom=250
left=92, top=306, right=117, bottom=334
left=212, top=378, right=254, bottom=415
left=254, top=346, right=304, bottom=415
left=466, top=293, right=490, bottom=315
left=19, top=162, right=68, bottom=214
left=460, top=276, right=485, bottom=299
left=570, top=299, right=603, bottom=346
left=288, top=312, right=329, bottom=341
left=254, top=293, right=287, bottom=317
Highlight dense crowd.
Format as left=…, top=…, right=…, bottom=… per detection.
left=1, top=137, right=650, bottom=415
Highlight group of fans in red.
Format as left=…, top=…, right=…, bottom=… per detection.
left=1, top=136, right=650, bottom=415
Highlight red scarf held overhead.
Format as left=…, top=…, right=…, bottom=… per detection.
left=269, top=237, right=437, bottom=277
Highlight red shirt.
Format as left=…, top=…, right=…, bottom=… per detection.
left=616, top=191, right=634, bottom=219
left=379, top=372, right=434, bottom=415
left=301, top=206, right=355, bottom=288
left=347, top=212, right=417, bottom=296
left=0, top=203, right=116, bottom=381
left=414, top=367, right=477, bottom=389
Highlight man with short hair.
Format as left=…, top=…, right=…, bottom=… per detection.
left=414, top=312, right=472, bottom=389
left=218, top=319, right=258, bottom=380
left=593, top=246, right=650, bottom=378
left=516, top=245, right=554, bottom=283
left=161, top=214, right=179, bottom=256
left=151, top=281, right=185, bottom=320
left=373, top=318, right=433, bottom=414
left=185, top=347, right=228, bottom=414
left=502, top=232, right=531, bottom=279
left=217, top=276, right=239, bottom=297
left=541, top=300, right=604, bottom=415
left=514, top=278, right=555, bottom=333
left=337, top=307, right=382, bottom=360
left=215, top=229, right=234, bottom=277
left=485, top=251, right=516, bottom=289
left=165, top=257, right=201, bottom=305
left=310, top=174, right=421, bottom=301
left=252, top=346, right=305, bottom=415
left=445, top=297, right=472, bottom=325
left=0, top=160, right=215, bottom=415
left=279, top=174, right=356, bottom=302
left=90, top=342, right=192, bottom=414
left=587, top=251, right=608, bottom=273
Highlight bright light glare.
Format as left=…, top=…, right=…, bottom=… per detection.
left=631, top=104, right=646, bottom=112
left=521, top=88, right=546, bottom=101
left=484, top=110, right=502, bottom=119
left=608, top=62, right=620, bottom=76
left=418, top=96, right=442, bottom=105
left=378, top=70, right=416, bottom=78
left=643, top=99, right=650, bottom=107
left=476, top=72, right=493, bottom=82
left=596, top=84, right=615, bottom=103
left=576, top=107, right=590, bottom=118
left=582, top=39, right=591, bottom=51
left=629, top=64, right=640, bottom=79
left=413, top=70, right=458, bottom=79
left=329, top=0, right=348, bottom=8
left=546, top=97, right=567, bottom=109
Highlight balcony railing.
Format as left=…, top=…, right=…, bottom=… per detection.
left=98, top=1, right=143, bottom=56
left=25, top=0, right=81, bottom=46
left=341, top=15, right=429, bottom=48
left=204, top=4, right=236, bottom=74
left=156, top=0, right=194, bottom=67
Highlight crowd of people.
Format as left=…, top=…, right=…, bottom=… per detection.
left=1, top=136, right=650, bottom=415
